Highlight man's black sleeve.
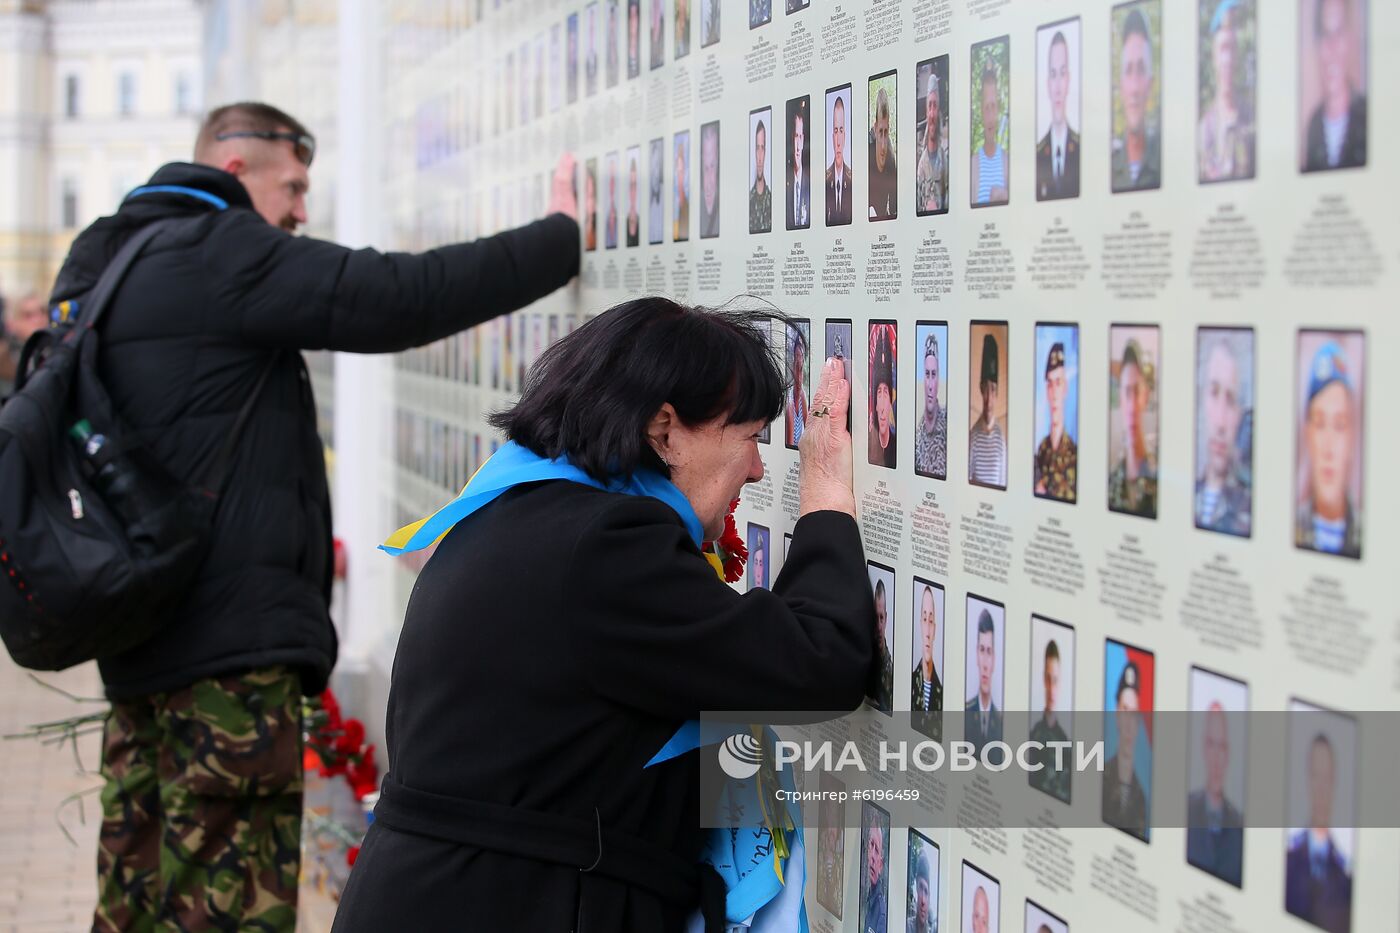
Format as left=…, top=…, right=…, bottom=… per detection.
left=212, top=210, right=579, bottom=352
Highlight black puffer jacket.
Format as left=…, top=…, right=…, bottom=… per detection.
left=49, top=162, right=580, bottom=698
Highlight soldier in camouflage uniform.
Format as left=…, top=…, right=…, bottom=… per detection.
left=1108, top=338, right=1157, bottom=518
left=749, top=117, right=773, bottom=234
left=1034, top=341, right=1077, bottom=503
left=94, top=666, right=304, bottom=932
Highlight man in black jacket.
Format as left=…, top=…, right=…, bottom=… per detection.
left=51, top=102, right=579, bottom=932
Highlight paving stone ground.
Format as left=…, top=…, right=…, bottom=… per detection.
left=0, top=650, right=339, bottom=932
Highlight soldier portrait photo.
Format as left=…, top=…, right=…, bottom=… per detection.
left=1036, top=17, right=1082, bottom=201
left=1111, top=0, right=1163, bottom=191
left=1194, top=327, right=1254, bottom=537
left=1284, top=701, right=1357, bottom=933
left=867, top=561, right=897, bottom=713
left=906, top=831, right=940, bottom=933
left=815, top=773, right=847, bottom=919
left=749, top=106, right=773, bottom=234
left=915, top=55, right=951, bottom=216
left=868, top=70, right=898, bottom=221
left=963, top=595, right=1005, bottom=761
left=1103, top=639, right=1155, bottom=843
left=914, top=321, right=949, bottom=480
left=960, top=861, right=1000, bottom=933
left=1186, top=667, right=1248, bottom=888
left=1029, top=615, right=1075, bottom=805
left=1294, top=330, right=1365, bottom=559
left=910, top=577, right=945, bottom=742
left=1033, top=323, right=1079, bottom=504
left=1108, top=324, right=1160, bottom=518
left=859, top=803, right=891, bottom=933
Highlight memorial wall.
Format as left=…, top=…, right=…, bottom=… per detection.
left=377, top=0, right=1398, bottom=929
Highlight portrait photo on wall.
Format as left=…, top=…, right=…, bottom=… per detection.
left=549, top=25, right=563, bottom=113
left=814, top=772, right=846, bottom=919
left=910, top=577, right=945, bottom=741
left=567, top=12, right=580, bottom=103
left=968, top=321, right=1009, bottom=490
left=915, top=55, right=951, bottom=216
left=1186, top=666, right=1249, bottom=888
left=650, top=0, right=665, bottom=70
left=757, top=318, right=773, bottom=445
left=787, top=0, right=810, bottom=12
left=1108, top=324, right=1160, bottom=519
left=868, top=321, right=898, bottom=469
left=867, top=561, right=896, bottom=714
left=698, top=120, right=720, bottom=239
left=700, top=0, right=719, bottom=47
left=859, top=803, right=892, bottom=933
left=583, top=157, right=598, bottom=251
left=964, top=594, right=1005, bottom=760
left=1029, top=615, right=1075, bottom=805
left=1033, top=323, right=1079, bottom=504
left=1284, top=699, right=1357, bottom=933
left=750, top=0, right=771, bottom=30
left=1194, top=327, right=1254, bottom=537
left=749, top=106, right=774, bottom=234
left=907, top=831, right=940, bottom=933
left=626, top=0, right=641, bottom=78
left=673, top=130, right=690, bottom=242
left=603, top=150, right=619, bottom=249
left=746, top=522, right=770, bottom=591
left=1198, top=0, right=1256, bottom=182
left=868, top=69, right=898, bottom=221
left=785, top=319, right=811, bottom=449
left=970, top=35, right=1010, bottom=207
left=786, top=95, right=812, bottom=230
left=1111, top=0, right=1163, bottom=192
left=824, top=83, right=854, bottom=227
left=1103, top=638, right=1155, bottom=843
left=625, top=145, right=641, bottom=246
left=826, top=318, right=854, bottom=432
left=1025, top=899, right=1068, bottom=933
left=1294, top=330, right=1364, bottom=559
left=1036, top=17, right=1082, bottom=201
left=674, top=0, right=690, bottom=58
left=961, top=861, right=1000, bottom=933
left=584, top=1, right=599, bottom=96
left=648, top=137, right=665, bottom=244
left=914, top=321, right=949, bottom=481
left=1298, top=0, right=1367, bottom=172
left=605, top=0, right=621, bottom=88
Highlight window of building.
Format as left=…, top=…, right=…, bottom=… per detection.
left=118, top=72, right=137, bottom=117
left=64, top=74, right=81, bottom=119
left=61, top=177, right=79, bottom=229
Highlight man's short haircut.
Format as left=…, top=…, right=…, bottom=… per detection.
left=874, top=578, right=886, bottom=601
left=1122, top=8, right=1152, bottom=50
left=977, top=608, right=995, bottom=637
left=195, top=102, right=311, bottom=161
left=491, top=298, right=788, bottom=482
left=755, top=118, right=766, bottom=141
left=833, top=94, right=845, bottom=118
left=875, top=87, right=890, bottom=124
left=1051, top=30, right=1068, bottom=56
left=1045, top=639, right=1060, bottom=664
left=981, top=62, right=999, bottom=91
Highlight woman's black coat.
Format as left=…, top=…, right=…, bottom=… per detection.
left=333, top=479, right=875, bottom=931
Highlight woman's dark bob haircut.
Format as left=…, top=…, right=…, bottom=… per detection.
left=490, top=297, right=799, bottom=482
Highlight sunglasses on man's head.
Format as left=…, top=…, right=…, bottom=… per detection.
left=214, top=130, right=316, bottom=167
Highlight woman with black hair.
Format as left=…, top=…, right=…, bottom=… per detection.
left=334, top=298, right=874, bottom=931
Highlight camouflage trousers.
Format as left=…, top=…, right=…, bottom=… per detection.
left=93, top=666, right=304, bottom=933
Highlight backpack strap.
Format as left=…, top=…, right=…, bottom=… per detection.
left=199, top=353, right=282, bottom=496
left=70, top=218, right=180, bottom=336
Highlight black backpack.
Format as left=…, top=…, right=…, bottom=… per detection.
left=0, top=219, right=276, bottom=670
